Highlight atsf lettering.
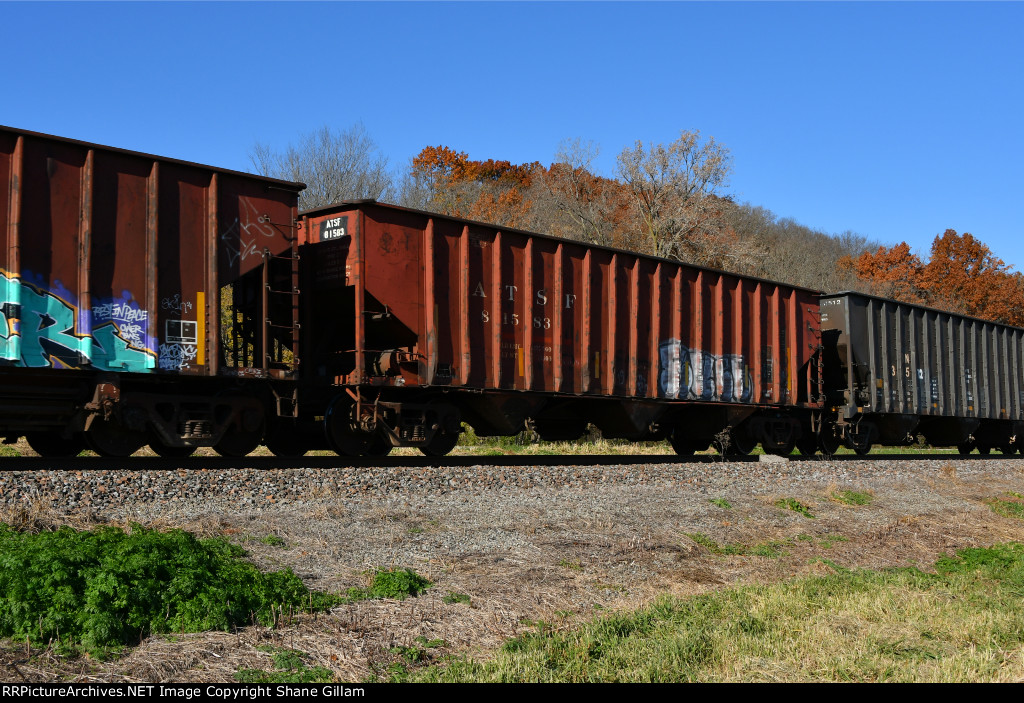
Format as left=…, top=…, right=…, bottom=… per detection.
left=473, top=283, right=576, bottom=326
left=320, top=216, right=349, bottom=241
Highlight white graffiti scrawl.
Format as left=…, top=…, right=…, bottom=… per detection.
left=92, top=298, right=150, bottom=350
left=220, top=197, right=276, bottom=267
left=658, top=339, right=752, bottom=402
left=158, top=342, right=198, bottom=370
left=160, top=294, right=193, bottom=315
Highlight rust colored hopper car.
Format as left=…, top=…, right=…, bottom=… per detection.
left=0, top=126, right=303, bottom=457
left=289, top=202, right=825, bottom=457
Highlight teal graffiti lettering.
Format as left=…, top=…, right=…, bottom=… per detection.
left=92, top=323, right=155, bottom=372
left=0, top=273, right=154, bottom=371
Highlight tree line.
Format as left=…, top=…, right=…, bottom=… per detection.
left=252, top=124, right=1024, bottom=326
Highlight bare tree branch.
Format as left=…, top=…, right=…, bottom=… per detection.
left=249, top=123, right=394, bottom=211
left=615, top=130, right=732, bottom=263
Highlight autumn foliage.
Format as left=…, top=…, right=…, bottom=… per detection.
left=844, top=230, right=1024, bottom=326
left=411, top=146, right=541, bottom=228
left=409, top=133, right=738, bottom=268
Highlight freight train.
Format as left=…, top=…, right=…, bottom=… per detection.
left=2, top=126, right=1021, bottom=459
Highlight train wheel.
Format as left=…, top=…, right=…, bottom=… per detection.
left=25, top=432, right=86, bottom=458
left=149, top=442, right=195, bottom=458
left=796, top=437, right=818, bottom=457
left=977, top=445, right=991, bottom=456
left=325, top=396, right=370, bottom=456
left=713, top=429, right=755, bottom=456
left=670, top=427, right=709, bottom=456
left=845, top=422, right=875, bottom=457
left=86, top=419, right=147, bottom=457
left=366, top=434, right=394, bottom=457
left=957, top=441, right=975, bottom=455
left=265, top=434, right=308, bottom=458
left=419, top=428, right=459, bottom=457
left=848, top=436, right=873, bottom=456
left=264, top=422, right=307, bottom=458
left=819, top=431, right=842, bottom=456
left=214, top=406, right=266, bottom=457
left=669, top=433, right=695, bottom=456
left=999, top=444, right=1017, bottom=455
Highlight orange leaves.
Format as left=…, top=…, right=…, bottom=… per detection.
left=466, top=188, right=533, bottom=230
left=850, top=230, right=1024, bottom=326
left=411, top=146, right=540, bottom=226
left=921, top=230, right=1024, bottom=325
left=412, top=145, right=474, bottom=191
left=474, top=159, right=541, bottom=188
left=847, top=241, right=926, bottom=303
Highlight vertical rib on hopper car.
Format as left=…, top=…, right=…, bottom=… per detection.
left=292, top=202, right=825, bottom=457
left=0, top=126, right=303, bottom=457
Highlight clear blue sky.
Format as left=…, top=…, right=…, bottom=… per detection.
left=3, top=1, right=1022, bottom=269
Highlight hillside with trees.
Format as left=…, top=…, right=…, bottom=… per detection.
left=252, top=125, right=1023, bottom=324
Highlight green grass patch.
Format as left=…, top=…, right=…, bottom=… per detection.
left=709, top=498, right=732, bottom=509
left=812, top=557, right=849, bottom=573
left=345, top=568, right=432, bottom=602
left=368, top=636, right=450, bottom=682
left=986, top=494, right=1024, bottom=520
left=405, top=543, right=1024, bottom=682
left=0, top=524, right=339, bottom=656
left=260, top=534, right=287, bottom=548
left=235, top=647, right=335, bottom=683
left=832, top=490, right=874, bottom=506
left=776, top=498, right=815, bottom=518
left=443, top=591, right=471, bottom=605
left=688, top=533, right=785, bottom=558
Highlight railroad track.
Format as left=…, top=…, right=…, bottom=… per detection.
left=0, top=451, right=1004, bottom=472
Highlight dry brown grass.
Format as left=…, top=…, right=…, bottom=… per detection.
left=2, top=461, right=1024, bottom=682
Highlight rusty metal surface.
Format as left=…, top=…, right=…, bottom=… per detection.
left=822, top=291, right=1024, bottom=421
left=0, top=126, right=303, bottom=377
left=300, top=202, right=822, bottom=409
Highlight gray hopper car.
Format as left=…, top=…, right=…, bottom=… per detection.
left=821, top=291, right=1024, bottom=455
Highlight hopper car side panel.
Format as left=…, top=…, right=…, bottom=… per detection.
left=302, top=202, right=821, bottom=402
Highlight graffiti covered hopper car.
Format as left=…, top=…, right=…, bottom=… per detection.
left=290, top=202, right=825, bottom=456
left=0, top=125, right=304, bottom=457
